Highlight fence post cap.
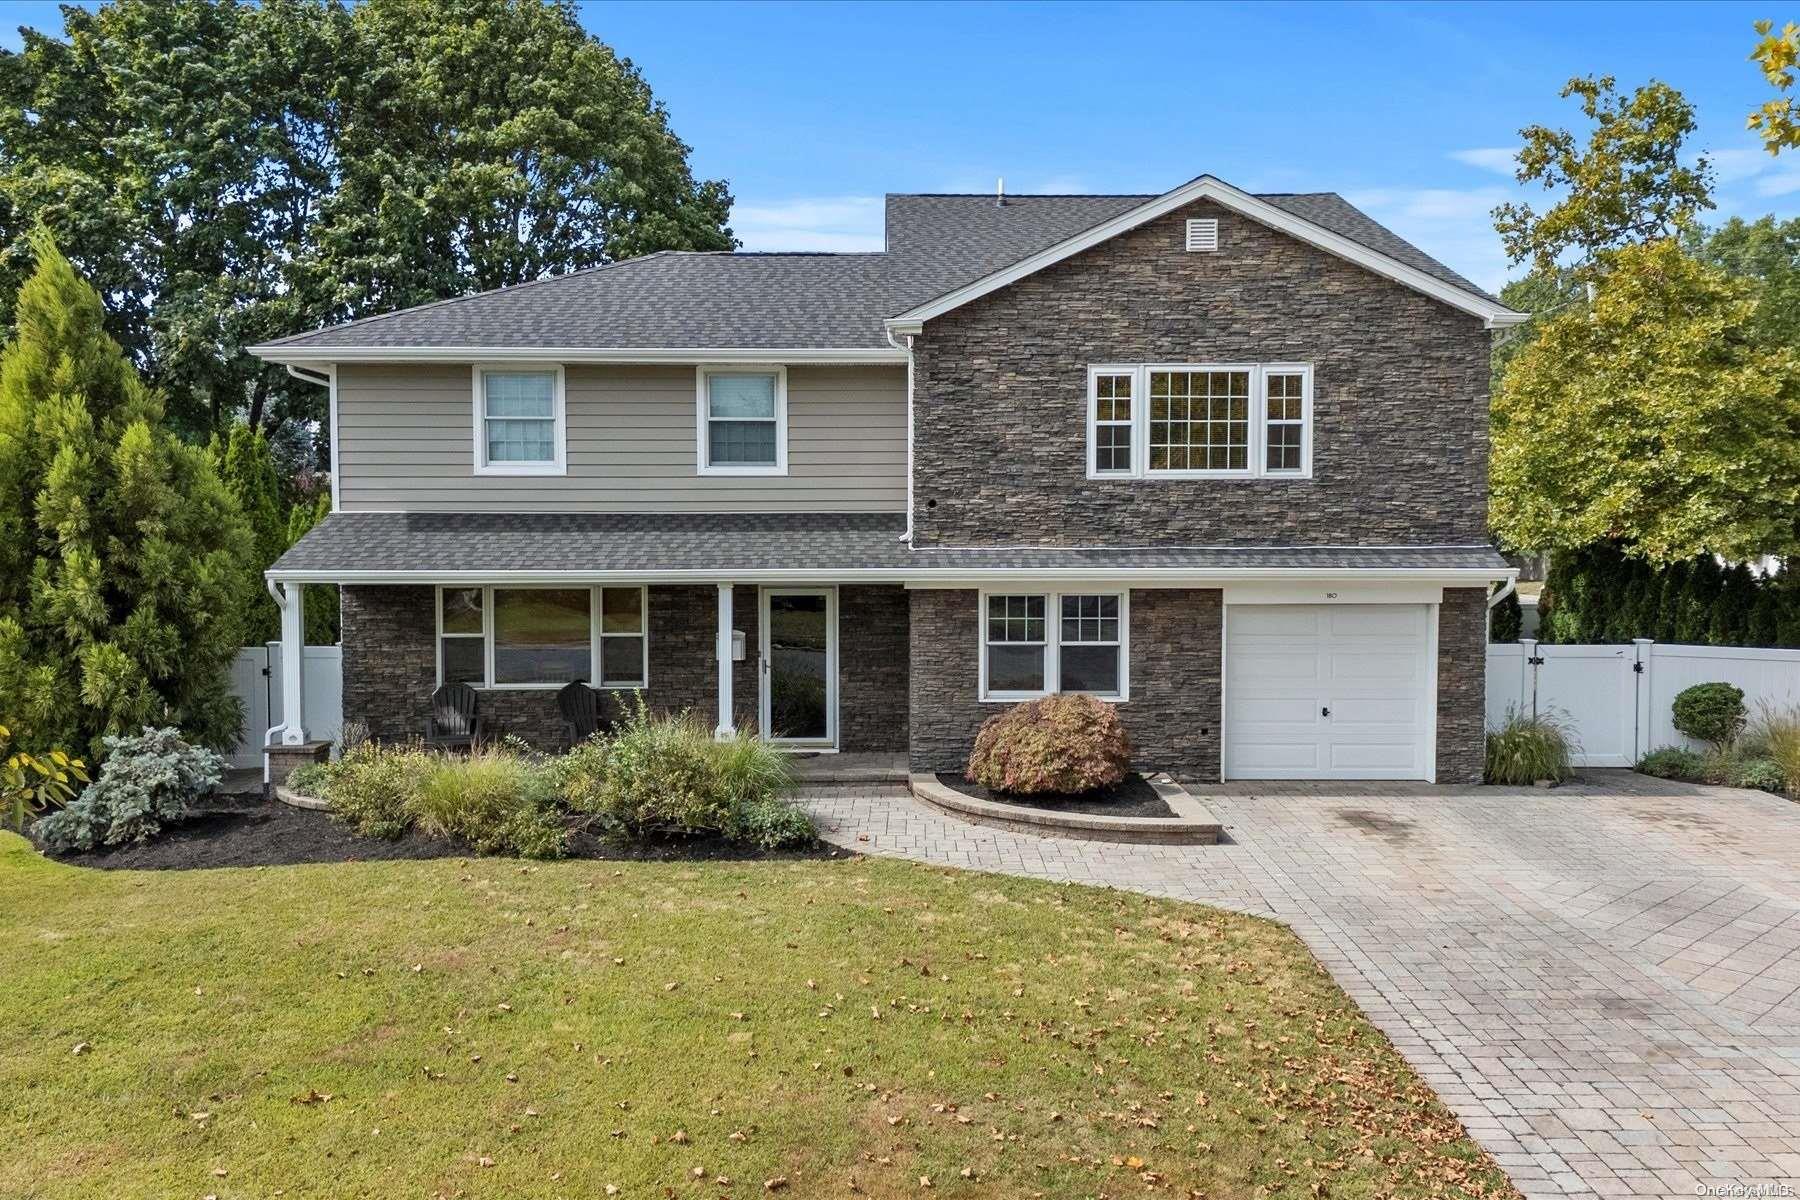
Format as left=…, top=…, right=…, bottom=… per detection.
left=1631, top=637, right=1655, bottom=644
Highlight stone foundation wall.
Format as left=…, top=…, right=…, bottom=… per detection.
left=339, top=583, right=904, bottom=751
left=907, top=588, right=1222, bottom=782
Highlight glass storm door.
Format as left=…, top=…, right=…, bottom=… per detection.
left=760, top=589, right=836, bottom=747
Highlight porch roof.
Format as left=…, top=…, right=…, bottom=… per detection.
left=269, top=512, right=1512, bottom=584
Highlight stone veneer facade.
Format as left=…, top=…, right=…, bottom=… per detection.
left=908, top=588, right=1224, bottom=783
left=1435, top=587, right=1489, bottom=785
left=340, top=584, right=907, bottom=753
left=908, top=197, right=1491, bottom=549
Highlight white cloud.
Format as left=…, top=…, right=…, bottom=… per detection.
left=1448, top=147, right=1520, bottom=176
left=731, top=196, right=885, bottom=253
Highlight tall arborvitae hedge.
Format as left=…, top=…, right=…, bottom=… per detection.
left=0, top=232, right=253, bottom=757
left=1518, top=542, right=1797, bottom=647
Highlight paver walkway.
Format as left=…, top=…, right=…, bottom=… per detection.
left=799, top=773, right=1800, bottom=1200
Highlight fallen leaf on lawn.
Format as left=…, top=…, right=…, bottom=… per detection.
left=918, top=1175, right=932, bottom=1188
left=664, top=982, right=679, bottom=992
left=671, top=1130, right=688, bottom=1144
left=71, top=1042, right=91, bottom=1056
left=497, top=1003, right=512, bottom=1012
left=477, top=1156, right=494, bottom=1168
left=605, top=1187, right=619, bottom=1196
left=212, top=1168, right=228, bottom=1177
left=764, top=1177, right=788, bottom=1191
left=290, top=1090, right=332, bottom=1106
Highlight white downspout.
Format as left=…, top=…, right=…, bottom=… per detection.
left=886, top=328, right=914, bottom=543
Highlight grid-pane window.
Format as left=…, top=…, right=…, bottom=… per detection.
left=1148, top=369, right=1249, bottom=472
left=493, top=589, right=591, bottom=685
left=985, top=594, right=1046, bottom=694
left=481, top=370, right=557, bottom=464
left=439, top=588, right=485, bottom=685
left=1265, top=372, right=1306, bottom=473
left=1058, top=594, right=1122, bottom=696
left=1092, top=372, right=1134, bottom=474
left=599, top=586, right=646, bottom=687
left=706, top=372, right=779, bottom=467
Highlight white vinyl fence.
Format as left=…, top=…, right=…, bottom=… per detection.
left=225, top=643, right=343, bottom=769
left=1487, top=639, right=1800, bottom=767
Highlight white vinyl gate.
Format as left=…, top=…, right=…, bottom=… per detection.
left=1486, top=639, right=1800, bottom=766
left=225, top=643, right=343, bottom=769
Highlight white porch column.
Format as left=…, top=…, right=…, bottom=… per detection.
left=271, top=579, right=308, bottom=745
left=715, top=583, right=735, bottom=738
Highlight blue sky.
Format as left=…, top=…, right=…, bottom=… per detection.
left=5, top=1, right=1796, bottom=290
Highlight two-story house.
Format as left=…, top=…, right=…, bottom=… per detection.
left=254, top=175, right=1524, bottom=785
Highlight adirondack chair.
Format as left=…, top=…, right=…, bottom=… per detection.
left=557, top=681, right=610, bottom=747
left=426, top=681, right=485, bottom=750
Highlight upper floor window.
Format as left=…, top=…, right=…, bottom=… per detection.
left=1086, top=363, right=1310, bottom=480
left=697, top=366, right=787, bottom=475
left=474, top=365, right=565, bottom=476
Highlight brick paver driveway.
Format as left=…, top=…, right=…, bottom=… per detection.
left=800, top=773, right=1800, bottom=1200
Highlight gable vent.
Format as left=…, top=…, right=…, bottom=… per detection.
left=1185, top=218, right=1219, bottom=252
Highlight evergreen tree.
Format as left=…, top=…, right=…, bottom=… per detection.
left=1490, top=585, right=1523, bottom=643
left=1675, top=556, right=1722, bottom=644
left=285, top=491, right=339, bottom=645
left=1748, top=577, right=1782, bottom=646
left=212, top=423, right=288, bottom=642
left=0, top=232, right=251, bottom=758
left=1709, top=562, right=1758, bottom=645
left=1778, top=575, right=1800, bottom=647
left=1656, top=560, right=1689, bottom=641
left=1620, top=573, right=1655, bottom=640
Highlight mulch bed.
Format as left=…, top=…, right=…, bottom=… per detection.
left=935, top=772, right=1176, bottom=819
left=45, top=793, right=845, bottom=871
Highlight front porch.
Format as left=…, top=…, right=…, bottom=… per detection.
left=266, top=581, right=910, bottom=755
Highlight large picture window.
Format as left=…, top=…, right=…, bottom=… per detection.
left=980, top=591, right=1128, bottom=701
left=697, top=366, right=787, bottom=475
left=436, top=586, right=648, bottom=689
left=1087, top=363, right=1310, bottom=480
left=473, top=366, right=565, bottom=475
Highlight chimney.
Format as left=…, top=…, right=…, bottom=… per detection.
left=995, top=177, right=1004, bottom=208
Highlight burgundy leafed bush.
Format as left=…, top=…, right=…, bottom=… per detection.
left=965, top=694, right=1132, bottom=795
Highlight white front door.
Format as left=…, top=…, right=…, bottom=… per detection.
left=1225, top=603, right=1435, bottom=781
left=759, top=588, right=837, bottom=748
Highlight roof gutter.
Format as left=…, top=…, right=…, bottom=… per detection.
left=249, top=345, right=910, bottom=366
left=268, top=565, right=1516, bottom=587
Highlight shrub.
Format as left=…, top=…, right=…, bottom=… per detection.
left=1750, top=705, right=1800, bottom=798
left=1729, top=756, right=1786, bottom=793
left=321, top=742, right=429, bottom=839
left=0, top=722, right=87, bottom=832
left=283, top=761, right=331, bottom=797
left=1483, top=708, right=1573, bottom=785
left=34, top=727, right=224, bottom=852
left=409, top=748, right=564, bottom=859
left=1671, top=682, right=1747, bottom=750
left=563, top=697, right=810, bottom=844
left=966, top=694, right=1132, bottom=795
left=1637, top=745, right=1707, bottom=780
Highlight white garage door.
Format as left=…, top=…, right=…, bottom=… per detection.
left=1225, top=604, right=1434, bottom=781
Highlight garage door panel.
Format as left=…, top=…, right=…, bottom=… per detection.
left=1226, top=603, right=1432, bottom=782
left=1230, top=607, right=1322, bottom=637
left=1327, top=607, right=1421, bottom=637
left=1229, top=742, right=1323, bottom=771
left=1231, top=696, right=1321, bottom=725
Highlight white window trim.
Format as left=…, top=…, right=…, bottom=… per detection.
left=1085, top=363, right=1313, bottom=481
left=435, top=584, right=649, bottom=691
left=977, top=589, right=1131, bottom=703
left=472, top=363, right=567, bottom=476
left=696, top=364, right=788, bottom=477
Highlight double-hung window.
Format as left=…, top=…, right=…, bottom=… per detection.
left=473, top=366, right=565, bottom=475
left=697, top=366, right=787, bottom=475
left=1086, top=363, right=1311, bottom=479
left=980, top=591, right=1128, bottom=701
left=436, top=586, right=648, bottom=689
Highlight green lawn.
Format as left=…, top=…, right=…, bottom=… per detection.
left=1, top=833, right=1517, bottom=1199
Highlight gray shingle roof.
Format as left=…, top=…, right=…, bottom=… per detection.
left=271, top=512, right=1508, bottom=577
left=255, top=186, right=1498, bottom=354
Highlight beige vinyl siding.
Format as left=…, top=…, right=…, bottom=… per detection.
left=336, top=363, right=906, bottom=511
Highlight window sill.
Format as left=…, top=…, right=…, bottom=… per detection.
left=978, top=693, right=1129, bottom=704
left=697, top=465, right=788, bottom=477
left=474, top=463, right=567, bottom=477
left=471, top=682, right=646, bottom=691
left=1086, top=470, right=1313, bottom=482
